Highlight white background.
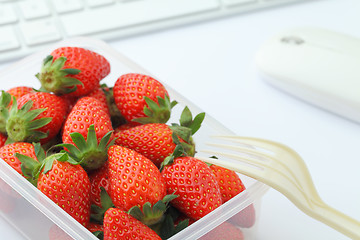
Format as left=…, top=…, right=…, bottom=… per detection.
left=1, top=0, right=360, bottom=239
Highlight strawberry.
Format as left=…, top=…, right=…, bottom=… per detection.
left=199, top=221, right=244, bottom=240
left=0, top=142, right=37, bottom=176
left=210, top=164, right=246, bottom=203
left=87, top=222, right=104, bottom=233
left=87, top=222, right=104, bottom=239
left=6, top=86, right=34, bottom=103
left=161, top=156, right=222, bottom=220
left=209, top=162, right=256, bottom=228
left=62, top=97, right=113, bottom=145
left=49, top=224, right=73, bottom=240
left=36, top=47, right=110, bottom=97
left=6, top=92, right=68, bottom=143
left=114, top=122, right=138, bottom=133
left=0, top=133, right=6, bottom=148
left=101, top=84, right=127, bottom=128
left=89, top=162, right=110, bottom=207
left=114, top=107, right=205, bottom=168
left=113, top=73, right=177, bottom=124
left=107, top=145, right=166, bottom=211
left=88, top=86, right=110, bottom=116
left=61, top=97, right=114, bottom=171
left=17, top=151, right=91, bottom=227
left=0, top=191, right=16, bottom=214
left=103, top=208, right=162, bottom=240
left=114, top=123, right=192, bottom=168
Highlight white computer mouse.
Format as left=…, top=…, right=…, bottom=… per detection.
left=255, top=27, right=360, bottom=124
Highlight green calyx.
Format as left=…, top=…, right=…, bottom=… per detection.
left=0, top=91, right=12, bottom=134
left=128, top=194, right=178, bottom=227
left=133, top=95, right=178, bottom=124
left=160, top=107, right=205, bottom=171
left=91, top=187, right=115, bottom=224
left=16, top=143, right=77, bottom=186
left=36, top=55, right=83, bottom=95
left=6, top=97, right=52, bottom=143
left=57, top=125, right=115, bottom=172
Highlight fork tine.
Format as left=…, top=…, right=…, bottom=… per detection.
left=200, top=149, right=304, bottom=191
left=201, top=149, right=269, bottom=170
left=207, top=142, right=273, bottom=161
left=206, top=142, right=304, bottom=188
left=196, top=156, right=266, bottom=182
left=213, top=135, right=290, bottom=153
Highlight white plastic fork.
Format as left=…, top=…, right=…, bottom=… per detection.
left=197, top=136, right=360, bottom=240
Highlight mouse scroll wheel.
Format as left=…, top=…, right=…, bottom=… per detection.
left=280, top=36, right=305, bottom=45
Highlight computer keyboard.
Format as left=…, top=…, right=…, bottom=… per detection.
left=0, top=0, right=312, bottom=62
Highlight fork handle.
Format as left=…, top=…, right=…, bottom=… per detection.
left=311, top=202, right=360, bottom=239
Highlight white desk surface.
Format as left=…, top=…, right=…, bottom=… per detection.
left=1, top=0, right=360, bottom=239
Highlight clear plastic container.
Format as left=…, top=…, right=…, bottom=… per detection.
left=0, top=37, right=269, bottom=240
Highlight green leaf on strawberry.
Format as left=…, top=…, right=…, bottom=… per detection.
left=6, top=97, right=52, bottom=143
left=56, top=124, right=115, bottom=171
left=0, top=91, right=11, bottom=134
left=36, top=55, right=83, bottom=95
left=159, top=214, right=189, bottom=240
left=179, top=106, right=205, bottom=135
left=128, top=194, right=178, bottom=227
left=90, top=187, right=115, bottom=224
left=16, top=143, right=76, bottom=186
left=132, top=95, right=178, bottom=124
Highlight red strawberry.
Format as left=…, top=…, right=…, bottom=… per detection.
left=0, top=178, right=18, bottom=213
left=0, top=142, right=37, bottom=176
left=161, top=156, right=222, bottom=220
left=229, top=204, right=256, bottom=228
left=103, top=208, right=161, bottom=240
left=0, top=132, right=6, bottom=148
left=6, top=86, right=34, bottom=105
left=6, top=92, right=68, bottom=143
left=87, top=222, right=104, bottom=239
left=36, top=154, right=91, bottom=227
left=199, top=221, right=244, bottom=240
left=113, top=73, right=176, bottom=124
left=88, top=87, right=110, bottom=116
left=89, top=162, right=110, bottom=207
left=87, top=222, right=104, bottom=233
left=210, top=164, right=246, bottom=203
left=0, top=191, right=16, bottom=214
left=107, top=145, right=166, bottom=211
left=48, top=224, right=73, bottom=240
left=16, top=148, right=91, bottom=227
left=36, top=47, right=110, bottom=97
left=62, top=97, right=113, bottom=145
left=114, top=123, right=195, bottom=168
left=114, top=122, right=138, bottom=133
left=61, top=97, right=114, bottom=171
left=210, top=163, right=256, bottom=228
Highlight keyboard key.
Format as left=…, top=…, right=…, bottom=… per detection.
left=61, top=0, right=220, bottom=36
left=20, top=19, right=61, bottom=46
left=0, top=4, right=18, bottom=25
left=17, top=0, right=50, bottom=20
left=87, top=0, right=114, bottom=8
left=0, top=26, right=20, bottom=52
left=52, top=0, right=84, bottom=13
